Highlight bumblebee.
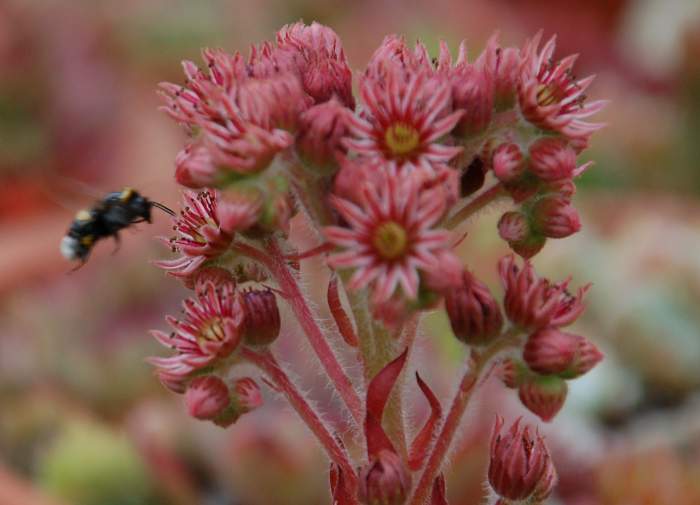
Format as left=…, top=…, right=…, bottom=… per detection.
left=60, top=187, right=174, bottom=266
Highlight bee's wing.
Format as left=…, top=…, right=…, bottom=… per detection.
left=39, top=174, right=107, bottom=212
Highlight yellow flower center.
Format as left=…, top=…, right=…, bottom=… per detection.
left=373, top=221, right=408, bottom=260
left=384, top=122, right=420, bottom=157
left=200, top=318, right=225, bottom=343
left=536, top=83, right=563, bottom=107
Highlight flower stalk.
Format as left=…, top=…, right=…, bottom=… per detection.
left=409, top=329, right=522, bottom=505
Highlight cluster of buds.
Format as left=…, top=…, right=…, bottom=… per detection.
left=148, top=21, right=607, bottom=504
left=498, top=255, right=603, bottom=421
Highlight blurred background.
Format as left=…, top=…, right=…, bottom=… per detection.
left=2, top=0, right=700, bottom=503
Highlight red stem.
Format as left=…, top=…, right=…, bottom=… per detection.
left=408, top=335, right=519, bottom=505
left=409, top=366, right=478, bottom=505
left=235, top=241, right=364, bottom=426
left=445, top=182, right=505, bottom=229
left=243, top=348, right=357, bottom=489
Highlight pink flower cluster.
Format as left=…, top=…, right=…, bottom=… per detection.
left=150, top=21, right=607, bottom=505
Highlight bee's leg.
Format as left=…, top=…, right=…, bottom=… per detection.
left=111, top=233, right=121, bottom=255
left=68, top=258, right=88, bottom=273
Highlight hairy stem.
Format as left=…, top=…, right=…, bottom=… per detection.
left=445, top=182, right=505, bottom=229
left=259, top=240, right=364, bottom=426
left=408, top=329, right=521, bottom=505
left=242, top=348, right=357, bottom=489
left=338, top=272, right=409, bottom=460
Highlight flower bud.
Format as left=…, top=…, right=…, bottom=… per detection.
left=232, top=377, right=264, bottom=412
left=185, top=376, right=230, bottom=420
left=175, top=143, right=217, bottom=189
left=488, top=416, right=557, bottom=501
left=242, top=288, right=281, bottom=346
left=559, top=336, right=603, bottom=379
left=499, top=358, right=528, bottom=389
left=531, top=194, right=581, bottom=239
left=188, top=266, right=235, bottom=294
left=358, top=449, right=411, bottom=505
left=215, top=189, right=263, bottom=235
left=528, top=137, right=576, bottom=181
left=498, top=212, right=546, bottom=259
left=523, top=327, right=578, bottom=375
left=492, top=143, right=525, bottom=183
left=444, top=270, right=503, bottom=346
left=451, top=65, right=494, bottom=137
left=296, top=99, right=349, bottom=169
left=518, top=375, right=568, bottom=422
left=499, top=255, right=589, bottom=330
left=493, top=47, right=521, bottom=111
left=212, top=377, right=264, bottom=427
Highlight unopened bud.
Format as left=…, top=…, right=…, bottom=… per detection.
left=185, top=376, right=230, bottom=420
left=559, top=336, right=603, bottom=379
left=518, top=375, right=568, bottom=422
left=445, top=270, right=503, bottom=346
left=358, top=449, right=411, bottom=505
left=175, top=143, right=217, bottom=189
left=212, top=377, right=264, bottom=427
left=528, top=137, right=576, bottom=181
left=531, top=195, right=581, bottom=239
left=452, top=66, right=494, bottom=137
left=188, top=266, right=235, bottom=295
left=296, top=99, right=349, bottom=170
left=488, top=416, right=557, bottom=501
left=242, top=289, right=281, bottom=346
left=216, top=189, right=263, bottom=235
left=493, top=47, right=521, bottom=111
left=498, top=212, right=546, bottom=259
left=492, top=143, right=525, bottom=183
left=523, top=327, right=578, bottom=375
left=232, top=377, right=264, bottom=412
left=499, top=358, right=528, bottom=389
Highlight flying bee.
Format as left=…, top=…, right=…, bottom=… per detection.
left=60, top=187, right=174, bottom=268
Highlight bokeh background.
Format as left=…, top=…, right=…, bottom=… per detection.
left=2, top=0, right=700, bottom=503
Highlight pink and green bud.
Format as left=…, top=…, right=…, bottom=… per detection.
left=242, top=288, right=281, bottom=346
left=296, top=99, right=349, bottom=169
left=559, top=336, right=603, bottom=379
left=499, top=358, right=528, bottom=389
left=518, top=374, right=568, bottom=422
left=185, top=376, right=230, bottom=420
left=531, top=194, right=581, bottom=239
left=444, top=270, right=503, bottom=346
left=211, top=377, right=264, bottom=428
left=488, top=416, right=557, bottom=501
left=528, top=137, right=577, bottom=181
left=523, top=327, right=579, bottom=375
left=232, top=377, right=264, bottom=412
left=498, top=212, right=546, bottom=259
left=492, top=143, right=525, bottom=183
left=358, top=449, right=411, bottom=505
